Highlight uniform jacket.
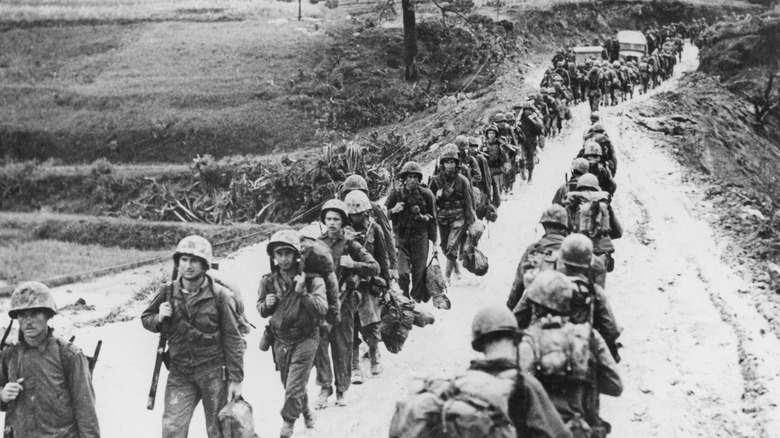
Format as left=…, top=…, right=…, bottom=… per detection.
left=519, top=115, right=545, bottom=150
left=351, top=220, right=390, bottom=325
left=429, top=171, right=476, bottom=225
left=371, top=201, right=397, bottom=269
left=469, top=358, right=572, bottom=438
left=0, top=332, right=100, bottom=438
left=471, top=151, right=493, bottom=200
left=520, top=330, right=622, bottom=427
left=256, top=270, right=328, bottom=343
left=141, top=275, right=246, bottom=382
left=386, top=185, right=438, bottom=244
left=320, top=229, right=380, bottom=314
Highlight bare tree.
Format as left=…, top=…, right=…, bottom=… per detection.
left=402, top=0, right=419, bottom=81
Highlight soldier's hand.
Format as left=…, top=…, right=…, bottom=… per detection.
left=227, top=381, right=242, bottom=402
left=340, top=255, right=356, bottom=269
left=158, top=302, right=172, bottom=322
left=436, top=189, right=443, bottom=198
left=1, top=379, right=24, bottom=403
left=294, top=275, right=306, bottom=294
left=265, top=294, right=278, bottom=308
left=390, top=202, right=405, bottom=214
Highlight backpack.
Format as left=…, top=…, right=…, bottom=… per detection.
left=587, top=68, right=601, bottom=88
left=463, top=247, right=489, bottom=276
left=519, top=315, right=594, bottom=384
left=218, top=398, right=258, bottom=438
left=388, top=369, right=518, bottom=438
left=563, top=191, right=612, bottom=238
left=521, top=247, right=561, bottom=288
left=380, top=291, right=417, bottom=354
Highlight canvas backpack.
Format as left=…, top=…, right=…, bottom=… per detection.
left=519, top=315, right=594, bottom=384
left=564, top=191, right=612, bottom=238
left=522, top=247, right=562, bottom=288
left=388, top=369, right=518, bottom=438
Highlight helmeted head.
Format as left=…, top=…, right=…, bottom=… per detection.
left=590, top=122, right=606, bottom=134
left=539, top=204, right=569, bottom=229
left=471, top=304, right=521, bottom=352
left=493, top=112, right=505, bottom=124
left=576, top=173, right=601, bottom=191
left=174, top=235, right=213, bottom=271
left=439, top=143, right=460, bottom=167
left=585, top=60, right=592, bottom=68
left=583, top=141, right=603, bottom=157
left=344, top=190, right=372, bottom=215
left=468, top=137, right=481, bottom=149
left=454, top=135, right=470, bottom=152
left=613, top=61, right=621, bottom=69
left=9, top=281, right=57, bottom=320
left=571, top=158, right=591, bottom=176
left=525, top=270, right=574, bottom=314
left=561, top=233, right=593, bottom=269
left=590, top=111, right=600, bottom=123
left=320, top=199, right=349, bottom=225
left=602, top=60, right=610, bottom=68
left=503, top=113, right=516, bottom=124
left=398, top=161, right=424, bottom=182
left=556, top=61, right=564, bottom=68
left=341, top=174, right=369, bottom=196
left=266, top=229, right=302, bottom=257
left=485, top=125, right=499, bottom=140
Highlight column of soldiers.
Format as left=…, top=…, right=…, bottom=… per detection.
left=0, top=23, right=699, bottom=438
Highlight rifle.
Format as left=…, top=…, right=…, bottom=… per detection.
left=147, top=266, right=178, bottom=410
left=0, top=321, right=13, bottom=351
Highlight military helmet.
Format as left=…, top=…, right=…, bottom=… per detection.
left=613, top=61, right=621, bottom=69
left=602, top=60, right=610, bottom=67
left=590, top=111, right=600, bottom=122
left=471, top=304, right=521, bottom=352
left=341, top=174, right=369, bottom=194
left=174, top=235, right=213, bottom=269
left=525, top=270, right=574, bottom=314
left=344, top=190, right=372, bottom=215
left=468, top=136, right=480, bottom=147
left=592, top=133, right=610, bottom=145
left=320, top=199, right=349, bottom=223
left=267, top=229, right=301, bottom=257
left=556, top=61, right=564, bottom=68
left=398, top=161, right=424, bottom=180
left=583, top=141, right=603, bottom=157
left=553, top=75, right=564, bottom=82
left=440, top=143, right=460, bottom=165
left=571, top=158, right=591, bottom=175
left=585, top=60, right=592, bottom=67
left=539, top=204, right=569, bottom=228
left=493, top=112, right=505, bottom=123
left=561, top=233, right=593, bottom=268
left=485, top=125, right=500, bottom=136
left=454, top=135, right=470, bottom=149
left=590, top=122, right=606, bottom=133
left=577, top=173, right=601, bottom=191
left=503, top=112, right=516, bottom=123
left=9, top=281, right=57, bottom=319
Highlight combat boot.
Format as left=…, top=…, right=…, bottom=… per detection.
left=314, top=385, right=333, bottom=410
left=280, top=421, right=295, bottom=438
left=445, top=258, right=455, bottom=285
left=303, top=404, right=317, bottom=429
left=370, top=346, right=382, bottom=376
left=336, top=391, right=348, bottom=407
left=527, top=168, right=534, bottom=184
left=452, top=260, right=462, bottom=280
left=351, top=346, right=364, bottom=384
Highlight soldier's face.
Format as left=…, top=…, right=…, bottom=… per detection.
left=324, top=211, right=343, bottom=234
left=273, top=248, right=297, bottom=271
left=404, top=175, right=420, bottom=189
left=17, top=309, right=51, bottom=343
left=487, top=132, right=496, bottom=140
left=178, top=254, right=206, bottom=280
left=443, top=160, right=456, bottom=172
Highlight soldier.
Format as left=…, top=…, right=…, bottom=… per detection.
left=454, top=134, right=483, bottom=188
left=567, top=174, right=620, bottom=274
left=468, top=136, right=496, bottom=217
left=482, top=125, right=509, bottom=202
left=344, top=190, right=390, bottom=382
left=518, top=271, right=623, bottom=437
left=580, top=142, right=617, bottom=195
left=257, top=230, right=327, bottom=438
left=553, top=158, right=591, bottom=206
left=142, top=236, right=246, bottom=438
left=429, top=144, right=476, bottom=283
left=585, top=61, right=603, bottom=112
left=0, top=282, right=100, bottom=438
left=339, top=174, right=397, bottom=284
left=314, top=199, right=379, bottom=408
left=496, top=114, right=520, bottom=195
left=468, top=305, right=573, bottom=438
left=517, top=102, right=546, bottom=184
left=385, top=162, right=437, bottom=299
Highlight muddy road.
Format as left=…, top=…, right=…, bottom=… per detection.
left=3, top=44, right=779, bottom=438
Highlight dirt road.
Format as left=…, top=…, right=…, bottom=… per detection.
left=4, top=44, right=779, bottom=438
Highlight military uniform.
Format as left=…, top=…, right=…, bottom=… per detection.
left=0, top=332, right=100, bottom=438
left=142, top=275, right=247, bottom=438
left=429, top=170, right=476, bottom=263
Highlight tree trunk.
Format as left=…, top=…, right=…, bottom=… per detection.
left=402, top=0, right=419, bottom=82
